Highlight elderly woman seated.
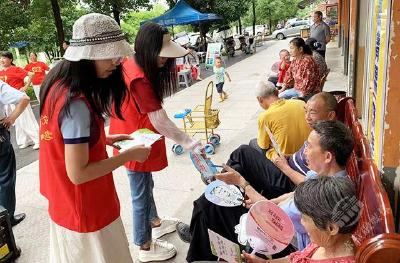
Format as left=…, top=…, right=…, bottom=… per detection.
left=242, top=176, right=360, bottom=263
left=279, top=37, right=321, bottom=100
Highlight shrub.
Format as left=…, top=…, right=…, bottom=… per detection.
left=25, top=86, right=37, bottom=101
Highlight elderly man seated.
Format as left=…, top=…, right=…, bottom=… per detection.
left=249, top=80, right=310, bottom=159
left=183, top=120, right=354, bottom=262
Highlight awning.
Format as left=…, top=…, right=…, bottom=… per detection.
left=9, top=41, right=29, bottom=48
left=141, top=0, right=222, bottom=26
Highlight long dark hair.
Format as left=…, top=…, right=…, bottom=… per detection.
left=1, top=51, right=15, bottom=66
left=39, top=59, right=127, bottom=120
left=290, top=37, right=313, bottom=55
left=134, top=22, right=178, bottom=103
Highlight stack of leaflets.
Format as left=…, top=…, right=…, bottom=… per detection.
left=113, top=128, right=162, bottom=152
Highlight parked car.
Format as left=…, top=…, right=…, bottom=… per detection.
left=271, top=20, right=310, bottom=40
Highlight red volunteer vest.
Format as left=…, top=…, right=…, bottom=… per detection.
left=109, top=59, right=168, bottom=172
left=39, top=87, right=120, bottom=232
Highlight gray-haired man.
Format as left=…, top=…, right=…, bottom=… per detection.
left=250, top=81, right=310, bottom=159
left=310, top=11, right=331, bottom=58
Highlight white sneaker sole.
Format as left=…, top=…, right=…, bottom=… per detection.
left=152, top=222, right=178, bottom=239
left=138, top=248, right=176, bottom=262
left=19, top=143, right=34, bottom=149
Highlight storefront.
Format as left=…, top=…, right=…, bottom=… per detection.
left=359, top=0, right=399, bottom=230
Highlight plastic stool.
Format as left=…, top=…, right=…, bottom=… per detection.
left=178, top=69, right=192, bottom=88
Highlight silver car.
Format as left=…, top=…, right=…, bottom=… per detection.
left=271, top=20, right=310, bottom=40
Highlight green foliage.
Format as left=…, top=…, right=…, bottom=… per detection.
left=243, top=0, right=302, bottom=30
left=82, top=0, right=151, bottom=24
left=0, top=1, right=30, bottom=50
left=121, top=4, right=166, bottom=43
left=297, top=0, right=326, bottom=18
left=15, top=0, right=88, bottom=60
left=184, top=0, right=250, bottom=25
left=25, top=86, right=37, bottom=101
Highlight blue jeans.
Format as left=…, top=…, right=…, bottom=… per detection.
left=127, top=170, right=159, bottom=246
left=278, top=88, right=302, bottom=99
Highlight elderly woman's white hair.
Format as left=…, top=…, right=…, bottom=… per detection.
left=255, top=80, right=278, bottom=98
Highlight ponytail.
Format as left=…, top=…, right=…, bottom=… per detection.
left=290, top=37, right=312, bottom=55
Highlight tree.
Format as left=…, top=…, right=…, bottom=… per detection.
left=50, top=0, right=66, bottom=55
left=13, top=0, right=88, bottom=60
left=243, top=0, right=301, bottom=31
left=82, top=0, right=151, bottom=25
left=166, top=0, right=250, bottom=37
left=0, top=1, right=30, bottom=50
left=121, top=4, right=166, bottom=43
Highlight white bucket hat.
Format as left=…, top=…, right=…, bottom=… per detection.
left=64, top=13, right=133, bottom=61
left=159, top=33, right=189, bottom=58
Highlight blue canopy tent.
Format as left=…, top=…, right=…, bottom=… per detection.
left=9, top=41, right=29, bottom=49
left=141, top=0, right=222, bottom=26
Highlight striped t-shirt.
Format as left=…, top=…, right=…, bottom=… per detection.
left=287, top=142, right=309, bottom=175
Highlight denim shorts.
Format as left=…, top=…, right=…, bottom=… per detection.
left=216, top=82, right=224, bottom=93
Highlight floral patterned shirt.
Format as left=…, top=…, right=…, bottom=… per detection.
left=312, top=51, right=329, bottom=77
left=289, top=243, right=356, bottom=263
left=283, top=55, right=321, bottom=96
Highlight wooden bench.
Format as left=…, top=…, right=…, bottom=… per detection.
left=342, top=98, right=400, bottom=262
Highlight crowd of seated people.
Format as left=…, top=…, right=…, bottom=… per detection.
left=176, top=92, right=355, bottom=261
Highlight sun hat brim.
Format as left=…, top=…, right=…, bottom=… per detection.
left=64, top=38, right=133, bottom=61
left=159, top=35, right=189, bottom=58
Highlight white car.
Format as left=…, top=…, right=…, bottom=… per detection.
left=271, top=20, right=310, bottom=40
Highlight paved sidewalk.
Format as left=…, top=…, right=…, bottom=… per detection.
left=12, top=39, right=345, bottom=262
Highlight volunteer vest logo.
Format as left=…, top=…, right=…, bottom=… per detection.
left=0, top=76, right=7, bottom=82
left=40, top=115, right=52, bottom=141
left=41, top=130, right=53, bottom=141
left=32, top=67, right=42, bottom=73
left=40, top=116, right=49, bottom=125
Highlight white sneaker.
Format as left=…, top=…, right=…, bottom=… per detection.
left=19, top=142, right=34, bottom=149
left=152, top=217, right=179, bottom=239
left=32, top=144, right=39, bottom=150
left=138, top=239, right=176, bottom=262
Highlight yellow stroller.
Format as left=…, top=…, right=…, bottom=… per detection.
left=173, top=81, right=221, bottom=155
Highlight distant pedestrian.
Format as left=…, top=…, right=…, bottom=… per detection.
left=62, top=40, right=69, bottom=51
left=213, top=57, right=231, bottom=102
left=0, top=51, right=39, bottom=150
left=39, top=13, right=150, bottom=263
left=187, top=45, right=202, bottom=80
left=0, top=80, right=29, bottom=232
left=310, top=11, right=331, bottom=58
left=24, top=52, right=49, bottom=102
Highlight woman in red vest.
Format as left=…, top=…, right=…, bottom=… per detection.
left=109, top=22, right=202, bottom=262
left=39, top=13, right=150, bottom=262
left=24, top=52, right=49, bottom=103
